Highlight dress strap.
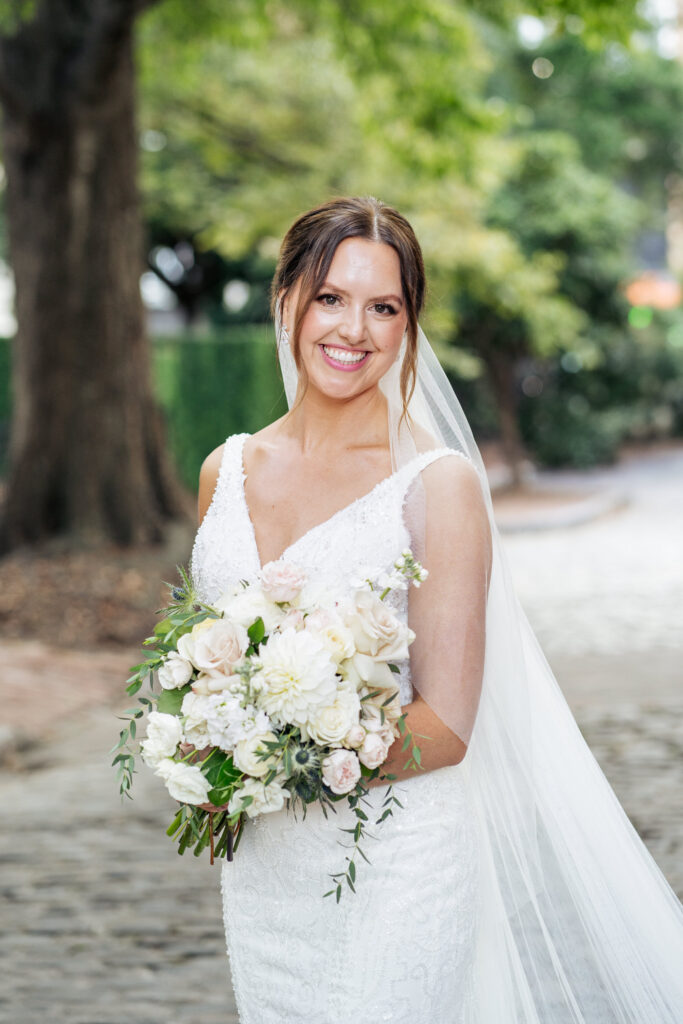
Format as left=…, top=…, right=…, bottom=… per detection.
left=394, top=446, right=472, bottom=502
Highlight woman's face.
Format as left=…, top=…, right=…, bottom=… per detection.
left=283, top=236, right=408, bottom=403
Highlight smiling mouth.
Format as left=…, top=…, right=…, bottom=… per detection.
left=320, top=344, right=370, bottom=368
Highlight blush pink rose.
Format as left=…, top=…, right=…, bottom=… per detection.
left=259, top=561, right=308, bottom=603
left=358, top=731, right=390, bottom=770
left=321, top=749, right=361, bottom=795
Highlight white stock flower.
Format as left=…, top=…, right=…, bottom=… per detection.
left=343, top=590, right=414, bottom=662
left=204, top=693, right=272, bottom=752
left=140, top=711, right=183, bottom=766
left=321, top=749, right=361, bottom=795
left=177, top=617, right=249, bottom=676
left=228, top=775, right=287, bottom=818
left=358, top=731, right=390, bottom=770
left=259, top=561, right=308, bottom=603
left=302, top=687, right=361, bottom=747
left=154, top=758, right=211, bottom=805
left=215, top=586, right=285, bottom=633
left=254, top=628, right=338, bottom=728
left=157, top=651, right=193, bottom=690
left=233, top=730, right=280, bottom=778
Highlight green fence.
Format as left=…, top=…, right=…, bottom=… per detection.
left=0, top=327, right=288, bottom=490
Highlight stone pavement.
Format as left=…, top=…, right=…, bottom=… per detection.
left=1, top=443, right=682, bottom=1022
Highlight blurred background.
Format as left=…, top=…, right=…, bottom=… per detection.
left=0, top=1, right=681, bottom=1021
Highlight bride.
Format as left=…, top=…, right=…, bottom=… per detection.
left=189, top=196, right=683, bottom=1023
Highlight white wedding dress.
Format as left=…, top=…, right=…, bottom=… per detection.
left=190, top=431, right=482, bottom=1024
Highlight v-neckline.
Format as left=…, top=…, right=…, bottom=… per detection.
left=236, top=432, right=428, bottom=572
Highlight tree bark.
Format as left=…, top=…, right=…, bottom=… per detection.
left=0, top=1, right=191, bottom=552
left=476, top=329, right=528, bottom=488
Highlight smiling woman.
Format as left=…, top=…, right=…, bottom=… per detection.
left=189, top=195, right=683, bottom=1024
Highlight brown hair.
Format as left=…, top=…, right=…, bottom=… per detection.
left=270, top=195, right=426, bottom=420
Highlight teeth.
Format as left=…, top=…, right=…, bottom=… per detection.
left=322, top=345, right=367, bottom=364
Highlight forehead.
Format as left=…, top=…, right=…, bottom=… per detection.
left=325, top=237, right=402, bottom=290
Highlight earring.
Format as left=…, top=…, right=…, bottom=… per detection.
left=279, top=322, right=290, bottom=348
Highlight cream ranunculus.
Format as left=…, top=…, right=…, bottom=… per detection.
left=177, top=617, right=249, bottom=677
left=259, top=561, right=308, bottom=603
left=154, top=758, right=211, bottom=805
left=233, top=730, right=280, bottom=778
left=321, top=749, right=361, bottom=795
left=254, top=628, right=338, bottom=728
left=343, top=590, right=415, bottom=662
left=228, top=775, right=287, bottom=818
left=358, top=731, right=390, bottom=770
left=157, top=651, right=193, bottom=690
left=140, top=711, right=183, bottom=766
left=302, top=687, right=361, bottom=747
left=215, top=586, right=285, bottom=634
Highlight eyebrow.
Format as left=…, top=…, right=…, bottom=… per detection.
left=320, top=281, right=404, bottom=306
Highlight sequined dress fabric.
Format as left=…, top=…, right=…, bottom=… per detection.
left=189, top=433, right=481, bottom=1024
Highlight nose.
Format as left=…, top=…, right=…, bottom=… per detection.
left=337, top=304, right=367, bottom=346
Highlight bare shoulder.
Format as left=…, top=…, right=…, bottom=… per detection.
left=420, top=449, right=485, bottom=509
left=197, top=442, right=226, bottom=526
left=419, top=451, right=492, bottom=574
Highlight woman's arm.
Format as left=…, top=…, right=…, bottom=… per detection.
left=366, top=454, right=492, bottom=788
left=197, top=443, right=225, bottom=526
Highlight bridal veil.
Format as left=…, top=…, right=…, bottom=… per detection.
left=276, top=316, right=683, bottom=1022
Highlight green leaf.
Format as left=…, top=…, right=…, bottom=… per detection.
left=247, top=616, right=265, bottom=644
left=388, top=663, right=400, bottom=674
left=348, top=860, right=356, bottom=883
left=156, top=683, right=192, bottom=715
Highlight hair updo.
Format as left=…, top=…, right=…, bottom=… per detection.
left=270, top=196, right=426, bottom=420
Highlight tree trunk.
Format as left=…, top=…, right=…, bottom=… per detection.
left=0, top=3, right=191, bottom=552
left=481, top=347, right=528, bottom=489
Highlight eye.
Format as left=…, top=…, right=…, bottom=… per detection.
left=316, top=293, right=340, bottom=307
left=373, top=302, right=397, bottom=315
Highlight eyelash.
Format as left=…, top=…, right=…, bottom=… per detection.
left=315, top=293, right=397, bottom=316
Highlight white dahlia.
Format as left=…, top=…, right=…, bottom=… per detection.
left=253, top=627, right=338, bottom=728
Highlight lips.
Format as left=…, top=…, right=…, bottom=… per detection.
left=320, top=344, right=370, bottom=371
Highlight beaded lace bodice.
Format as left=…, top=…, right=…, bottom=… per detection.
left=189, top=433, right=466, bottom=706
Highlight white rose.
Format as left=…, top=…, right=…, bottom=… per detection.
left=158, top=652, right=193, bottom=690
left=177, top=617, right=249, bottom=677
left=322, top=749, right=361, bottom=795
left=180, top=691, right=213, bottom=749
left=343, top=724, right=366, bottom=749
left=362, top=687, right=402, bottom=724
left=259, top=561, right=308, bottom=603
left=315, top=620, right=356, bottom=665
left=228, top=775, right=287, bottom=818
left=140, top=711, right=183, bottom=766
left=233, top=730, right=280, bottom=778
left=343, top=590, right=415, bottom=662
left=349, top=652, right=396, bottom=689
left=216, top=586, right=285, bottom=633
left=254, top=628, right=338, bottom=728
left=302, top=688, right=361, bottom=747
left=358, top=731, right=390, bottom=770
left=154, top=758, right=211, bottom=805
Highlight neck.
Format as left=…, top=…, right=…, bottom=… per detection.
left=281, top=383, right=390, bottom=457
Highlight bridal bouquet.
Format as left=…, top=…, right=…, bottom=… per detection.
left=112, top=551, right=428, bottom=900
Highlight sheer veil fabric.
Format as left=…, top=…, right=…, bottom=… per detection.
left=276, top=316, right=683, bottom=1022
